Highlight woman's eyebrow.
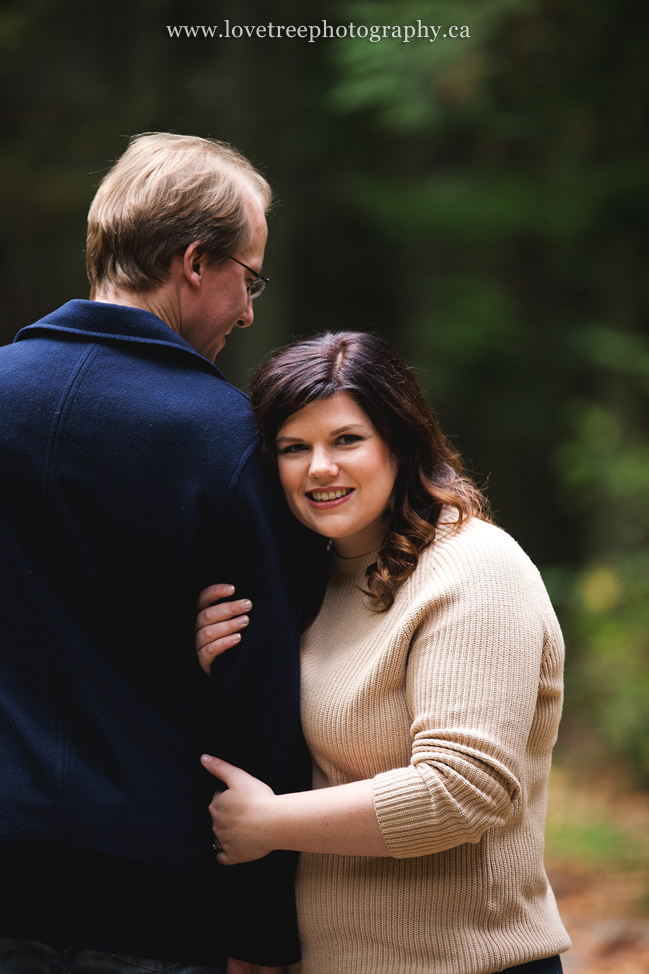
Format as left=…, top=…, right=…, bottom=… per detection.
left=329, top=424, right=369, bottom=435
left=275, top=434, right=304, bottom=443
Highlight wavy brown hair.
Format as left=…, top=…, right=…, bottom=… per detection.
left=250, top=331, right=490, bottom=612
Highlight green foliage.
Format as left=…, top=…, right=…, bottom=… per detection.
left=555, top=330, right=649, bottom=781
left=401, top=275, right=516, bottom=398
left=342, top=168, right=648, bottom=245
left=573, top=325, right=649, bottom=392
left=330, top=0, right=534, bottom=131
left=546, top=816, right=643, bottom=867
left=545, top=768, right=649, bottom=869
left=569, top=556, right=649, bottom=781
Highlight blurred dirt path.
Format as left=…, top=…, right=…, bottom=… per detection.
left=549, top=863, right=649, bottom=973
left=545, top=767, right=649, bottom=974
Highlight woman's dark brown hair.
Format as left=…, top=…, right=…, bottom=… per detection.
left=250, top=331, right=490, bottom=613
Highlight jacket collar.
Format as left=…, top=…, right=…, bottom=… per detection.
left=14, top=299, right=227, bottom=381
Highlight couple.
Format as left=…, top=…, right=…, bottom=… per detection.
left=0, top=133, right=569, bottom=974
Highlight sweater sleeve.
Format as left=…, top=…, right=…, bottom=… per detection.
left=372, top=527, right=564, bottom=858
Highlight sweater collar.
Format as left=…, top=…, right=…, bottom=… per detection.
left=14, top=299, right=226, bottom=380
left=331, top=548, right=380, bottom=577
left=330, top=506, right=460, bottom=577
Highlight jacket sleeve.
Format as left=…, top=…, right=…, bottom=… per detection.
left=372, top=534, right=564, bottom=858
left=201, top=444, right=311, bottom=966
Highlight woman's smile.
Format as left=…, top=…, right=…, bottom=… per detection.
left=276, top=393, right=397, bottom=558
left=306, top=487, right=355, bottom=508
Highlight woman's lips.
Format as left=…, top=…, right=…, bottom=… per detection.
left=305, top=487, right=355, bottom=510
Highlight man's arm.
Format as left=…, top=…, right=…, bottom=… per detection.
left=198, top=445, right=311, bottom=967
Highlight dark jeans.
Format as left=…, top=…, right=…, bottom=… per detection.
left=0, top=940, right=224, bottom=974
left=501, top=957, right=563, bottom=974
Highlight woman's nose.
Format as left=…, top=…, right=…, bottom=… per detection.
left=309, top=448, right=338, bottom=479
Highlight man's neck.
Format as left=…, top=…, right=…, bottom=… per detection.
left=93, top=286, right=179, bottom=333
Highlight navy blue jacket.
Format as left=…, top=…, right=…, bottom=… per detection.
left=0, top=300, right=311, bottom=966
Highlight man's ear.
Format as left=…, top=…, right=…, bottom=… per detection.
left=182, top=241, right=206, bottom=290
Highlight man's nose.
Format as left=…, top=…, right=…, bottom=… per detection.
left=236, top=297, right=254, bottom=330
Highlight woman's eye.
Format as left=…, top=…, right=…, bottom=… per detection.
left=278, top=443, right=308, bottom=455
left=337, top=434, right=363, bottom=446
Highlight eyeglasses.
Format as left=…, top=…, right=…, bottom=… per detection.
left=228, top=256, right=270, bottom=298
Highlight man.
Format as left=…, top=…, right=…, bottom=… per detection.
left=0, top=134, right=311, bottom=974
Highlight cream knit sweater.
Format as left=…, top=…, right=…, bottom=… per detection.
left=289, top=514, right=570, bottom=974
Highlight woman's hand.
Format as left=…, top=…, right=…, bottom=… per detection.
left=201, top=755, right=277, bottom=865
left=201, top=755, right=391, bottom=861
left=195, top=584, right=252, bottom=674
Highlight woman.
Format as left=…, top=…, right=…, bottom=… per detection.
left=197, top=332, right=570, bottom=974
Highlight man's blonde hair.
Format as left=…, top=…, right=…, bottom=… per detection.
left=86, top=133, right=271, bottom=297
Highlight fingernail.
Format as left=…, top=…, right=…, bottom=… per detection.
left=225, top=585, right=235, bottom=593
left=231, top=633, right=241, bottom=642
left=239, top=616, right=249, bottom=626
left=240, top=599, right=252, bottom=610
left=201, top=755, right=212, bottom=764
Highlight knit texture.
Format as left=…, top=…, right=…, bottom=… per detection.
left=290, top=514, right=571, bottom=974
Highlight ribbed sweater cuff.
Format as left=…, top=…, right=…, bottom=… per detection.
left=373, top=766, right=437, bottom=858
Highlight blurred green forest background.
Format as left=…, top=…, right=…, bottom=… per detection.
left=1, top=0, right=648, bottom=783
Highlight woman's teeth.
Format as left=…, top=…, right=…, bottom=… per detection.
left=309, top=488, right=353, bottom=501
